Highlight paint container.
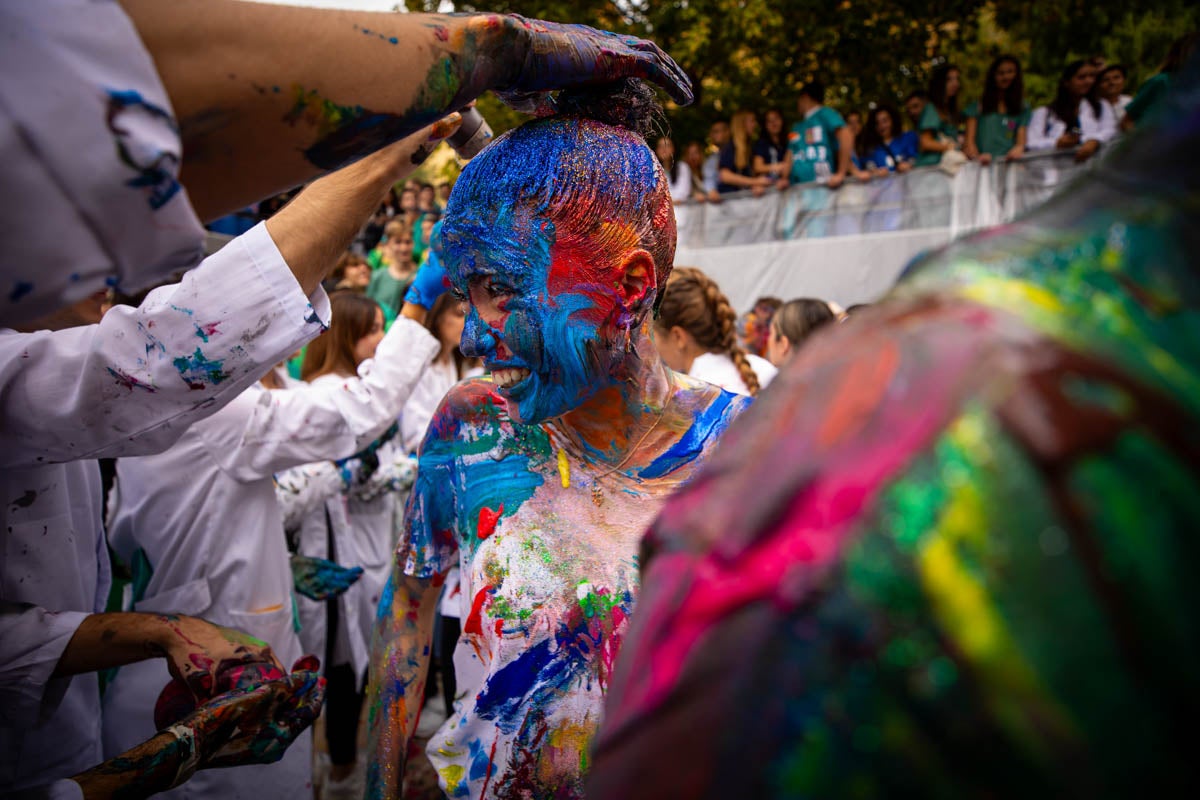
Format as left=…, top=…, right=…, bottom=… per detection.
left=447, top=108, right=493, bottom=160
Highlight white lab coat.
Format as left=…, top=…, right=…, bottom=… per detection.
left=0, top=225, right=331, bottom=794
left=101, top=317, right=437, bottom=800
left=0, top=0, right=206, bottom=325
left=283, top=374, right=414, bottom=685
left=1027, top=100, right=1118, bottom=151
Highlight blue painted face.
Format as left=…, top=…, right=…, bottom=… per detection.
left=443, top=202, right=622, bottom=424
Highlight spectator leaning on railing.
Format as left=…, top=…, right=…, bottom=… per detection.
left=718, top=110, right=775, bottom=195
left=862, top=104, right=918, bottom=175
left=753, top=108, right=792, bottom=191
left=702, top=119, right=730, bottom=202
left=963, top=55, right=1030, bottom=164
left=1028, top=59, right=1117, bottom=162
left=917, top=63, right=964, bottom=167
left=788, top=80, right=871, bottom=188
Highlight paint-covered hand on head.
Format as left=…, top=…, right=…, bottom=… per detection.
left=290, top=554, right=364, bottom=601
left=494, top=16, right=693, bottom=115
left=155, top=615, right=283, bottom=701
left=171, top=659, right=325, bottom=772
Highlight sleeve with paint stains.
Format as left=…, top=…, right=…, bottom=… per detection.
left=0, top=224, right=330, bottom=470
left=185, top=317, right=438, bottom=482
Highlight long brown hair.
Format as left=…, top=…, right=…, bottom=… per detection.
left=657, top=266, right=760, bottom=396
left=301, top=292, right=381, bottom=381
left=424, top=293, right=470, bottom=379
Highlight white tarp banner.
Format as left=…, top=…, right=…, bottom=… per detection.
left=673, top=150, right=1095, bottom=310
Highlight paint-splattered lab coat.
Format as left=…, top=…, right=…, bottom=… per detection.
left=0, top=225, right=332, bottom=795
left=1, top=0, right=206, bottom=326
left=101, top=318, right=437, bottom=800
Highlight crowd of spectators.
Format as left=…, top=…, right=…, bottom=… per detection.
left=653, top=33, right=1198, bottom=202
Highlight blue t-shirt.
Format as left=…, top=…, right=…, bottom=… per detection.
left=716, top=142, right=755, bottom=193
left=787, top=106, right=846, bottom=183
left=866, top=131, right=919, bottom=171
left=753, top=137, right=788, bottom=166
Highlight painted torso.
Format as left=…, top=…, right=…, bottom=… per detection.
left=400, top=375, right=749, bottom=799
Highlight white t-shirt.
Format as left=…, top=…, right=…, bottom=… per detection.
left=688, top=351, right=777, bottom=396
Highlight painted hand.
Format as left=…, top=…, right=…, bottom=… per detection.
left=157, top=615, right=283, bottom=700
left=182, top=659, right=325, bottom=769
left=290, top=554, right=364, bottom=601
left=403, top=222, right=449, bottom=309
left=493, top=16, right=693, bottom=115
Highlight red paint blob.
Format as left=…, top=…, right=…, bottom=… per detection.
left=477, top=504, right=504, bottom=540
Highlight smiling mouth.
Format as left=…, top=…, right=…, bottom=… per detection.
left=493, top=368, right=531, bottom=390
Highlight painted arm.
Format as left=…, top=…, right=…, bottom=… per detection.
left=365, top=567, right=442, bottom=800
left=71, top=667, right=323, bottom=800
left=0, top=123, right=449, bottom=470
left=53, top=612, right=281, bottom=701
left=118, top=0, right=692, bottom=221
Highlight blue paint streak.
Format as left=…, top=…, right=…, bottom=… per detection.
left=468, top=738, right=491, bottom=781
left=639, top=390, right=743, bottom=479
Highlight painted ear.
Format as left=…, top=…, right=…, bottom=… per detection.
left=616, top=250, right=656, bottom=312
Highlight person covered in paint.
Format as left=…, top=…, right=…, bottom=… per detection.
left=365, top=79, right=751, bottom=800
left=589, top=53, right=1200, bottom=800
left=654, top=267, right=777, bottom=397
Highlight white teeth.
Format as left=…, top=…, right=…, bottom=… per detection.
left=494, top=368, right=530, bottom=389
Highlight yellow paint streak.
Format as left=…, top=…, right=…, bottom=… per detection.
left=438, top=764, right=465, bottom=795
left=958, top=276, right=1065, bottom=315
left=558, top=447, right=570, bottom=488
left=917, top=416, right=1078, bottom=756
left=539, top=718, right=595, bottom=785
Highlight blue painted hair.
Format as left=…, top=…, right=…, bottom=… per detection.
left=443, top=80, right=676, bottom=315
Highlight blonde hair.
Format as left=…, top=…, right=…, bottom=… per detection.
left=730, top=110, right=756, bottom=172
left=657, top=266, right=760, bottom=396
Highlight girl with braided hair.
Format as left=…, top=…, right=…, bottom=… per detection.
left=654, top=266, right=777, bottom=397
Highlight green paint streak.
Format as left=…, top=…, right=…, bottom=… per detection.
left=282, top=85, right=367, bottom=139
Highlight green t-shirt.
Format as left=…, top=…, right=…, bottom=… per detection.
left=366, top=268, right=411, bottom=316
left=1125, top=72, right=1170, bottom=125
left=915, top=103, right=961, bottom=167
left=964, top=101, right=1031, bottom=157
left=787, top=106, right=846, bottom=183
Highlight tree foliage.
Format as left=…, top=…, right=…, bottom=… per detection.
left=407, top=1, right=1197, bottom=145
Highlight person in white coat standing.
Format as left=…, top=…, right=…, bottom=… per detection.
left=101, top=288, right=440, bottom=799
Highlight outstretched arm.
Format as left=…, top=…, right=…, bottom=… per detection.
left=71, top=666, right=324, bottom=800
left=119, top=0, right=692, bottom=221
left=365, top=567, right=442, bottom=800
